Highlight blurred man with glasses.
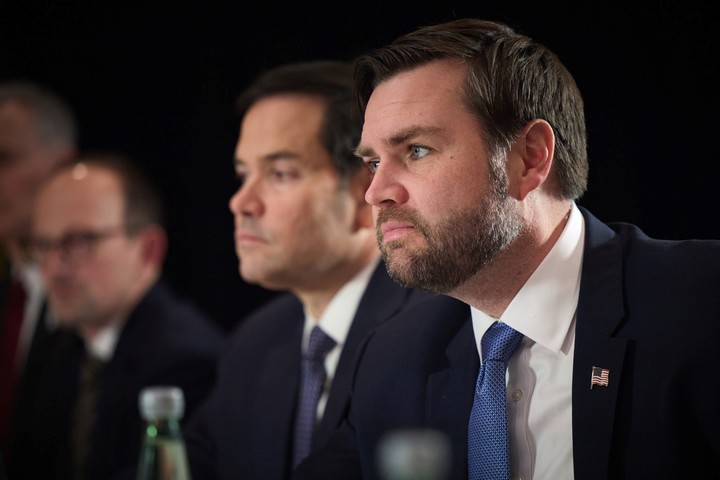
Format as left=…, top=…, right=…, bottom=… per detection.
left=7, top=152, right=224, bottom=480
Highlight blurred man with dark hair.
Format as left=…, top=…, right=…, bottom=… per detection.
left=182, top=60, right=431, bottom=480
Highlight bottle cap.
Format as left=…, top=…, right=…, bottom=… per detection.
left=139, top=386, right=185, bottom=421
left=377, top=428, right=452, bottom=480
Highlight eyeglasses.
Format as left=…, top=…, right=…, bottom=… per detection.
left=30, top=227, right=129, bottom=265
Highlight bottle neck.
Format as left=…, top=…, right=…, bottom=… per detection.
left=144, top=418, right=183, bottom=440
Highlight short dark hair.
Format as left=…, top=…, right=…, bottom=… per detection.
left=0, top=80, right=78, bottom=148
left=235, top=60, right=364, bottom=184
left=71, top=152, right=164, bottom=232
left=354, top=18, right=588, bottom=200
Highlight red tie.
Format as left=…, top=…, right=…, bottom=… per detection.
left=0, top=279, right=26, bottom=451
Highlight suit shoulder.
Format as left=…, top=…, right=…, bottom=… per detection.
left=127, top=282, right=225, bottom=354
left=371, top=294, right=469, bottom=345
left=608, top=222, right=720, bottom=278
left=227, top=293, right=303, bottom=343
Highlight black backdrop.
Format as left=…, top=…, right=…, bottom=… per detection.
left=2, top=1, right=718, bottom=332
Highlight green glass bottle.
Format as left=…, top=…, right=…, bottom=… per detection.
left=136, top=386, right=191, bottom=480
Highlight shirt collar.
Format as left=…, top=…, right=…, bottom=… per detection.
left=85, top=318, right=123, bottom=361
left=472, top=203, right=585, bottom=354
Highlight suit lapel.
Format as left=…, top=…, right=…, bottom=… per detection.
left=425, top=303, right=475, bottom=478
left=318, top=263, right=417, bottom=442
left=572, top=208, right=629, bottom=480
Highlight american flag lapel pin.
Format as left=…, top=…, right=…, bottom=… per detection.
left=590, top=366, right=610, bottom=389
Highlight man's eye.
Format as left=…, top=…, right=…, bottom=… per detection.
left=366, top=161, right=379, bottom=173
left=31, top=239, right=52, bottom=254
left=410, top=146, right=430, bottom=159
left=235, top=172, right=247, bottom=187
left=63, top=233, right=97, bottom=250
left=272, top=169, right=297, bottom=182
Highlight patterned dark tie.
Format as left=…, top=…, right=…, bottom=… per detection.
left=468, top=322, right=523, bottom=480
left=71, top=353, right=105, bottom=480
left=292, top=325, right=336, bottom=468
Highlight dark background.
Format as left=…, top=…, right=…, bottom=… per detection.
left=1, top=1, right=718, bottom=332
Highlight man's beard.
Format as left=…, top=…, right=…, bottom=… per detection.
left=376, top=161, right=522, bottom=294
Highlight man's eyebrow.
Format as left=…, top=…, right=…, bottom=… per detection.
left=353, top=144, right=375, bottom=159
left=234, top=150, right=301, bottom=167
left=354, top=125, right=444, bottom=158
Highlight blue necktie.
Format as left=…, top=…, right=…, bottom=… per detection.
left=468, top=322, right=524, bottom=480
left=293, top=325, right=336, bottom=467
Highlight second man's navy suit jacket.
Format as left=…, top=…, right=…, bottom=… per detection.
left=183, top=260, right=432, bottom=480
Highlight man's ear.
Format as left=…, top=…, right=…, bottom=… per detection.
left=507, top=119, right=555, bottom=201
left=349, top=168, right=374, bottom=231
left=138, top=224, right=168, bottom=268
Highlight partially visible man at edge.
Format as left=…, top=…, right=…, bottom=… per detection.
left=0, top=81, right=77, bottom=460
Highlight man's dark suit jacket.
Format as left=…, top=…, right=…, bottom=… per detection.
left=293, top=207, right=720, bottom=479
left=6, top=280, right=225, bottom=480
left=182, top=261, right=432, bottom=480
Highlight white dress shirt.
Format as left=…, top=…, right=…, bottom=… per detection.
left=471, top=203, right=585, bottom=480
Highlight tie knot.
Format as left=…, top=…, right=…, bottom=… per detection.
left=481, top=322, right=523, bottom=363
left=306, top=326, right=336, bottom=361
left=80, top=354, right=105, bottom=382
